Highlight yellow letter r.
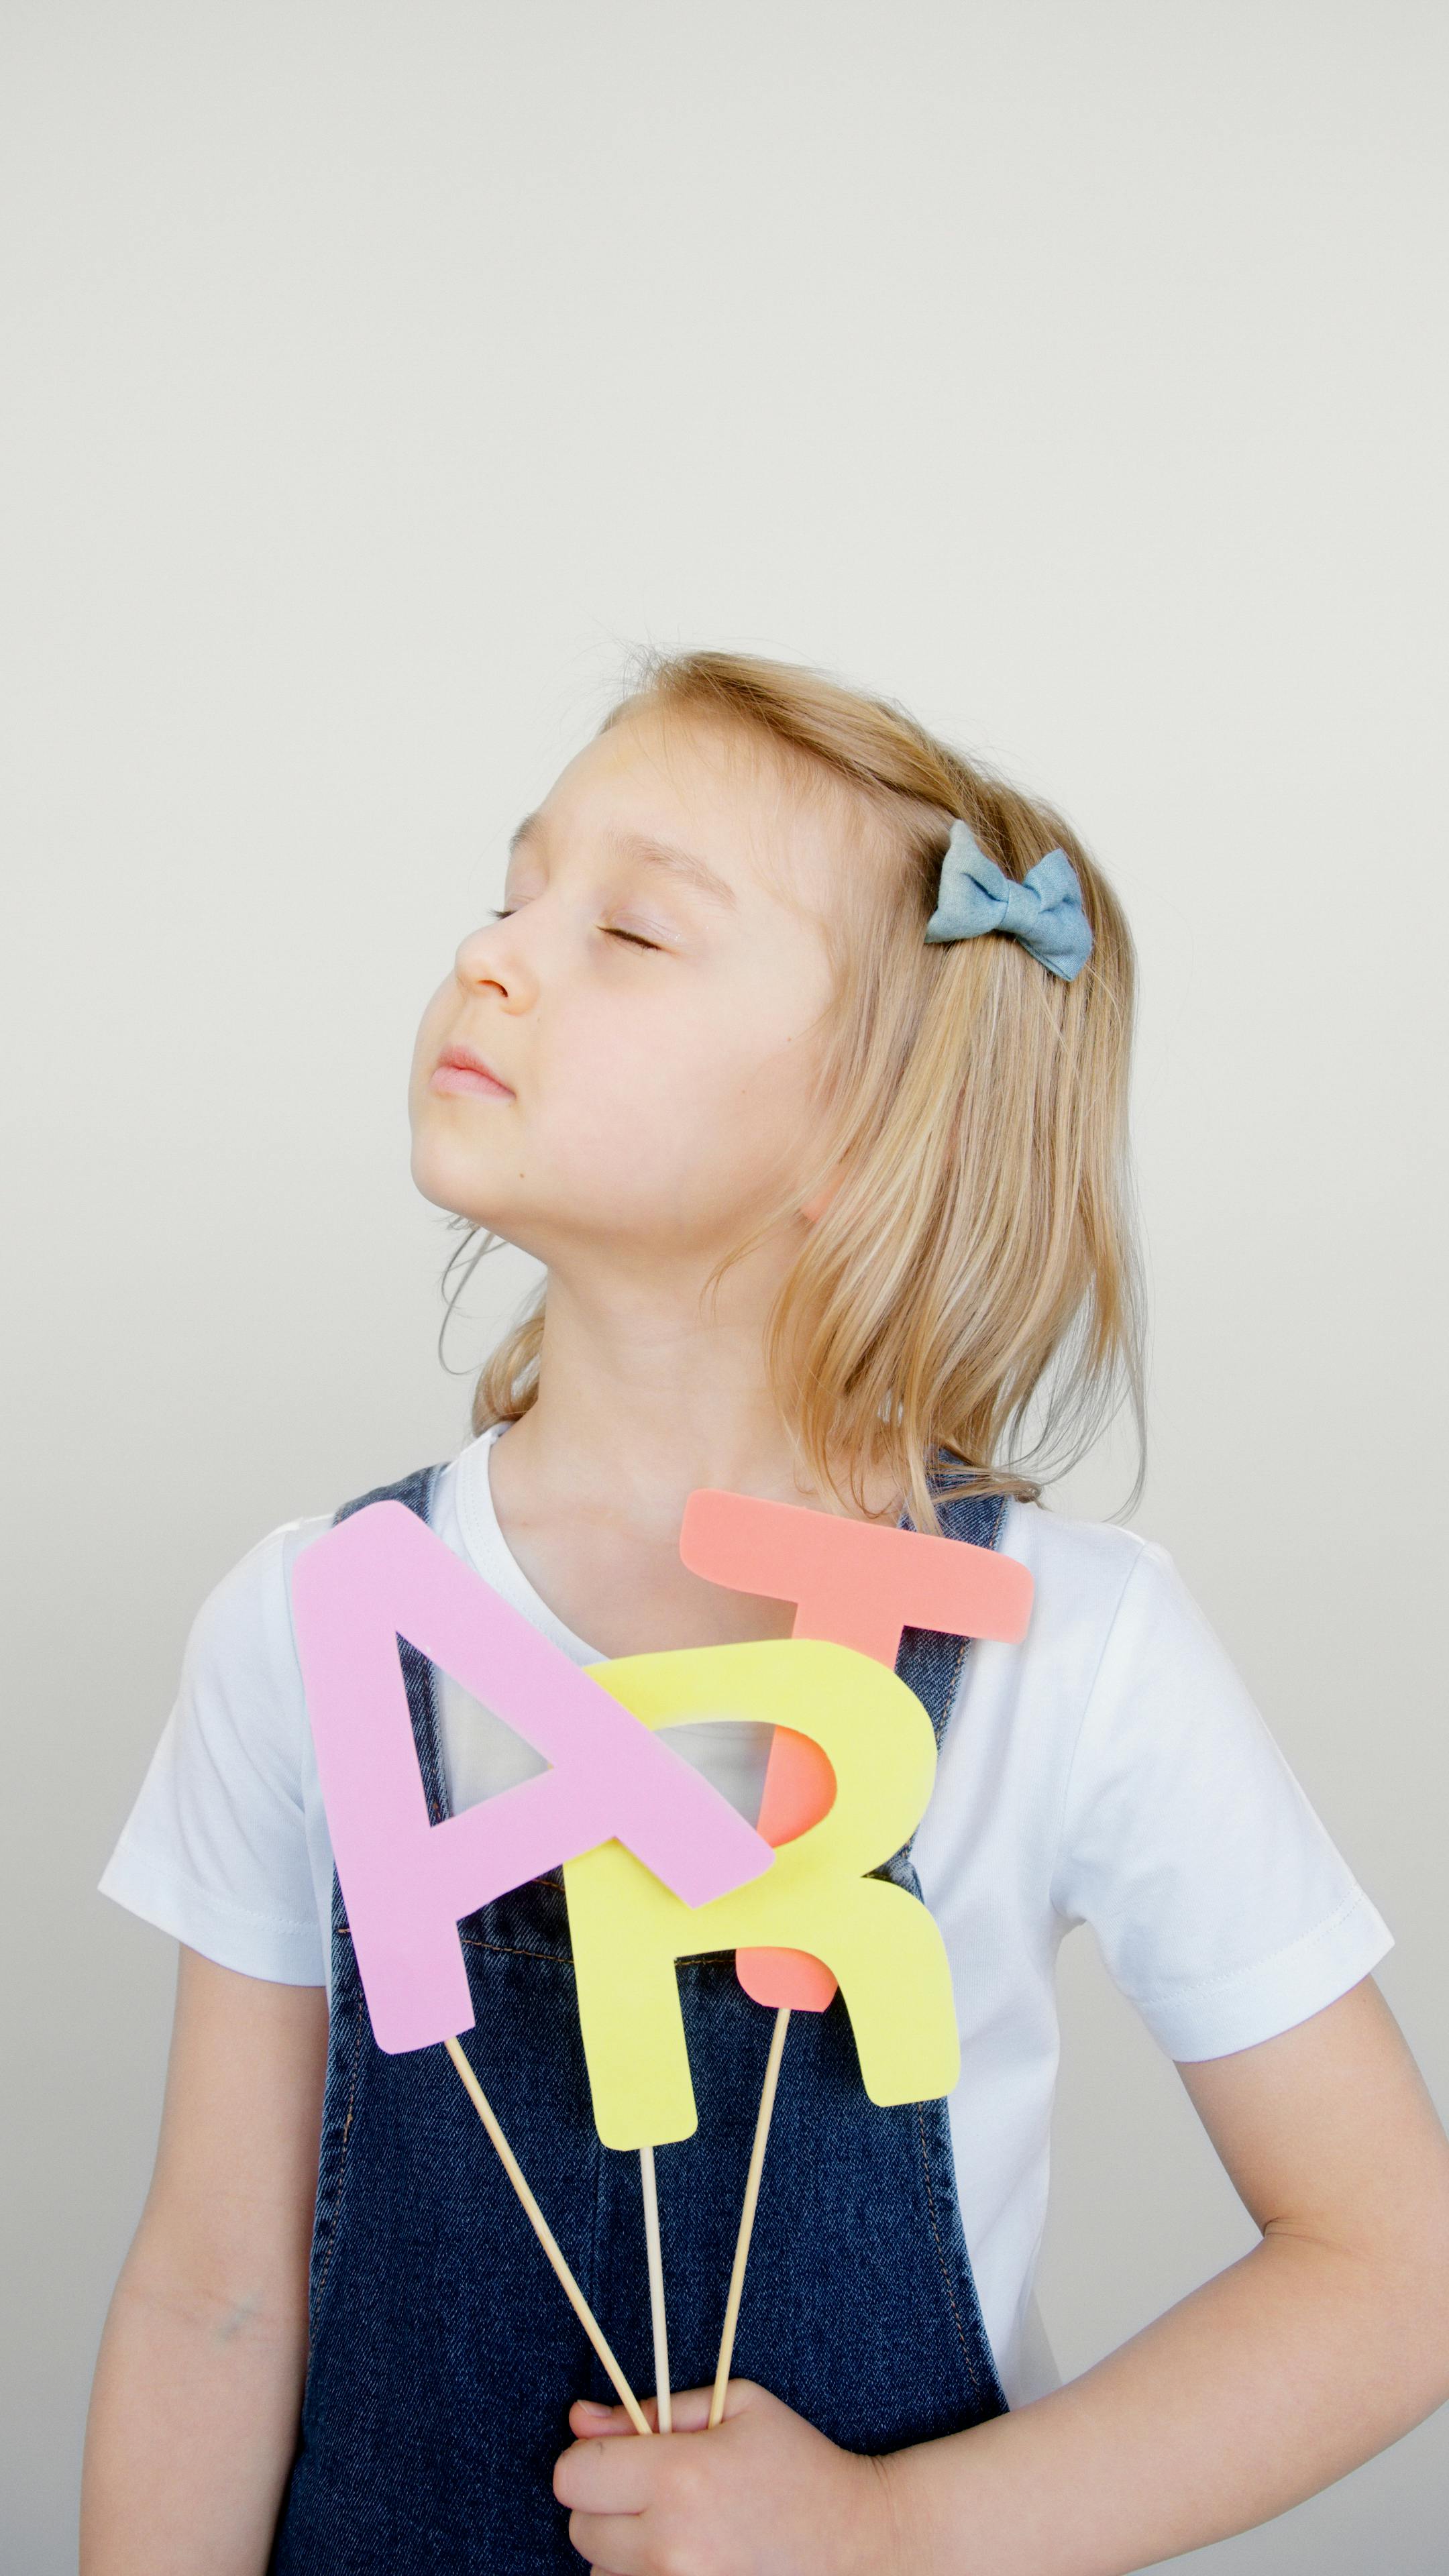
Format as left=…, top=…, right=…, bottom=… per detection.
left=562, top=1637, right=959, bottom=2149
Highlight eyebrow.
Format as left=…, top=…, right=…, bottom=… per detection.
left=506, top=812, right=739, bottom=910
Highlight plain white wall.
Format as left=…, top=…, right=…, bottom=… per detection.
left=4, top=3, right=1446, bottom=2565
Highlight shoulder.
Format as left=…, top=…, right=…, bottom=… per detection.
left=997, top=1499, right=1279, bottom=1773
left=983, top=1501, right=1277, bottom=1813
left=932, top=1501, right=1177, bottom=1841
left=995, top=1496, right=1186, bottom=1675
left=999, top=1495, right=1152, bottom=1597
left=182, top=1509, right=335, bottom=1690
left=99, top=1507, right=342, bottom=1980
left=184, top=1452, right=460, bottom=1711
left=1001, top=1497, right=1230, bottom=1654
left=186, top=1450, right=456, bottom=1667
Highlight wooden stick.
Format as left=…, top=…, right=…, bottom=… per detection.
left=443, top=2036, right=652, bottom=2436
left=638, top=2145, right=672, bottom=2432
left=709, top=2004, right=791, bottom=2428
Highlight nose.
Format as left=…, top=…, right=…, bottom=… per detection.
left=453, top=915, right=535, bottom=1010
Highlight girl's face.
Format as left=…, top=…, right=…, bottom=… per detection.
left=409, top=711, right=844, bottom=1275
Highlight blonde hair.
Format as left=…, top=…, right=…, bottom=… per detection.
left=450, top=647, right=1144, bottom=1538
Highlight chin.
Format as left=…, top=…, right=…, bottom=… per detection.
left=409, top=1150, right=547, bottom=1256
left=409, top=1136, right=492, bottom=1220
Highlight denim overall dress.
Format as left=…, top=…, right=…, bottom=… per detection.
left=269, top=1456, right=1011, bottom=2573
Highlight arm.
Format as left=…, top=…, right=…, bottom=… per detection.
left=883, top=1972, right=1449, bottom=2573
left=554, top=1976, right=1449, bottom=2575
left=80, top=1947, right=329, bottom=2576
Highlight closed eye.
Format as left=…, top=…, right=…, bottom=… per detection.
left=484, top=907, right=663, bottom=953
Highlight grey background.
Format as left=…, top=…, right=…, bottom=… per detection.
left=3, top=3, right=1446, bottom=2567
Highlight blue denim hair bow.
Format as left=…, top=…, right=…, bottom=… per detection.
left=924, top=817, right=1093, bottom=981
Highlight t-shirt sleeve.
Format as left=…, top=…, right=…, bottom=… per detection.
left=98, top=1521, right=327, bottom=1985
left=1049, top=1540, right=1393, bottom=2060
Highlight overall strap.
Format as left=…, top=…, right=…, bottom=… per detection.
left=894, top=1479, right=1011, bottom=1748
left=890, top=1469, right=1012, bottom=1875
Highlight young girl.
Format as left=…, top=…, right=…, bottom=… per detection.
left=84, top=649, right=1449, bottom=2575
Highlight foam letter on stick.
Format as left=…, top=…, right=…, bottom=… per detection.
left=289, top=1501, right=773, bottom=2053
left=678, top=1488, right=1033, bottom=1665
left=562, top=1636, right=959, bottom=2149
left=679, top=1489, right=1034, bottom=2009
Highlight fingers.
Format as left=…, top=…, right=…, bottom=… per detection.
left=567, top=2512, right=645, bottom=2573
left=661, top=2377, right=764, bottom=2428
left=569, top=2396, right=654, bottom=2440
left=554, top=2432, right=655, bottom=2514
left=557, top=2382, right=786, bottom=2571
left=568, top=2377, right=763, bottom=2443
left=649, top=2383, right=714, bottom=2432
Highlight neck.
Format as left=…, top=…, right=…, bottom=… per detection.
left=488, top=1238, right=900, bottom=1539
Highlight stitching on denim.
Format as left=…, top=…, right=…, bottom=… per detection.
left=914, top=2098, right=980, bottom=2390
left=311, top=1986, right=365, bottom=2324
left=899, top=1629, right=968, bottom=1874
left=901, top=1486, right=1005, bottom=1860
left=939, top=1630, right=970, bottom=1741
left=908, top=1500, right=1009, bottom=2415
left=339, top=1921, right=572, bottom=1972
left=586, top=2052, right=609, bottom=2387
left=459, top=1933, right=576, bottom=1971
left=309, top=1466, right=436, bottom=2353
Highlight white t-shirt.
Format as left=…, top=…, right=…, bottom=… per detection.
left=99, top=1421, right=1393, bottom=2410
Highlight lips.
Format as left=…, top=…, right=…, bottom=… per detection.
left=430, top=1042, right=515, bottom=1099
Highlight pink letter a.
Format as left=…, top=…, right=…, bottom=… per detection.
left=290, top=1501, right=773, bottom=2052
